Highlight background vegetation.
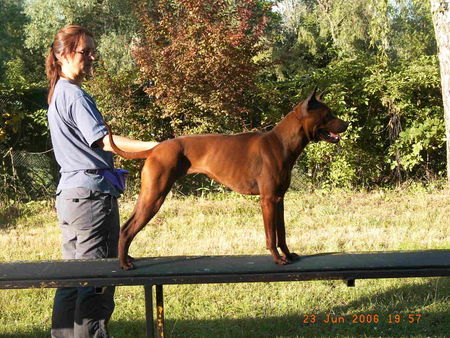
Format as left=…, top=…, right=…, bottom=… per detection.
left=1, top=1, right=448, bottom=336
left=0, top=0, right=447, bottom=202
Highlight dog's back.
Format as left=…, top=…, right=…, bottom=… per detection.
left=147, top=132, right=271, bottom=194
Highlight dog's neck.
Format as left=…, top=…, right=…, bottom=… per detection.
left=271, top=110, right=310, bottom=160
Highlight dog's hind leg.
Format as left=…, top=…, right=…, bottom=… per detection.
left=119, top=192, right=168, bottom=270
left=119, top=211, right=136, bottom=264
left=118, top=161, right=179, bottom=270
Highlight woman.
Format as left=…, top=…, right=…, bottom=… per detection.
left=46, top=25, right=156, bottom=338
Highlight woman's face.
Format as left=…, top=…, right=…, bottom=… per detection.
left=61, top=35, right=96, bottom=82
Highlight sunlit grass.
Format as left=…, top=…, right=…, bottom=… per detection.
left=0, top=189, right=449, bottom=337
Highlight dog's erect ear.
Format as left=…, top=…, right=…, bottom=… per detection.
left=306, top=87, right=321, bottom=111
left=299, top=87, right=320, bottom=117
left=307, top=87, right=318, bottom=101
left=316, top=89, right=327, bottom=101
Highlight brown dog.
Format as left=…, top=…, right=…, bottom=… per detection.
left=108, top=89, right=348, bottom=270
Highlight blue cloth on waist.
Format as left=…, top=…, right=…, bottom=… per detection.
left=93, top=169, right=129, bottom=193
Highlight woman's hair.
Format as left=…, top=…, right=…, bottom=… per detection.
left=46, top=25, right=93, bottom=104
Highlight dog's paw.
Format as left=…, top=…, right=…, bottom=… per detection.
left=120, top=261, right=136, bottom=270
left=119, top=255, right=136, bottom=270
left=274, top=256, right=290, bottom=265
left=280, top=258, right=290, bottom=265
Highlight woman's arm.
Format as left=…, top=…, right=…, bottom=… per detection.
left=97, top=134, right=159, bottom=153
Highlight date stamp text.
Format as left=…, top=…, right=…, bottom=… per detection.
left=303, top=313, right=422, bottom=325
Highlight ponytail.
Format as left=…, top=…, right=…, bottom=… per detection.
left=45, top=47, right=61, bottom=105
left=45, top=25, right=93, bottom=105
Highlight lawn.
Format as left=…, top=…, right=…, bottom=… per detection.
left=0, top=188, right=449, bottom=337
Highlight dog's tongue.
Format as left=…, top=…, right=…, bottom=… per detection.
left=330, top=132, right=340, bottom=139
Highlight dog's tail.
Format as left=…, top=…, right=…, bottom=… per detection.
left=104, top=121, right=154, bottom=159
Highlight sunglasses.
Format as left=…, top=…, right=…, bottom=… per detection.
left=75, top=49, right=96, bottom=57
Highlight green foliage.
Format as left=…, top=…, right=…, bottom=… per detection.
left=0, top=1, right=47, bottom=151
left=0, top=84, right=48, bottom=151
left=264, top=0, right=443, bottom=187
left=0, top=0, right=28, bottom=79
left=97, top=32, right=136, bottom=74
left=24, top=0, right=140, bottom=68
left=0, top=86, right=24, bottom=144
left=0, top=0, right=447, bottom=193
left=392, top=116, right=445, bottom=173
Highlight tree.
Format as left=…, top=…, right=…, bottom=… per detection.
left=0, top=0, right=48, bottom=150
left=430, top=0, right=450, bottom=185
left=0, top=0, right=27, bottom=79
left=266, top=0, right=444, bottom=187
left=24, top=0, right=140, bottom=75
left=133, top=0, right=272, bottom=134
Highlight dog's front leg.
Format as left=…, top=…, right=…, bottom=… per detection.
left=275, top=199, right=298, bottom=262
left=260, top=195, right=288, bottom=264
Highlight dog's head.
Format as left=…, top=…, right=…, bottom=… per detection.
left=294, top=88, right=348, bottom=143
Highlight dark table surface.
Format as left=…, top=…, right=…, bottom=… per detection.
left=0, top=250, right=449, bottom=289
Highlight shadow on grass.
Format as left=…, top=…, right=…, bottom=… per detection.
left=2, top=278, right=448, bottom=337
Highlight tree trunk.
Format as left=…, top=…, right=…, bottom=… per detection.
left=430, top=0, right=450, bottom=185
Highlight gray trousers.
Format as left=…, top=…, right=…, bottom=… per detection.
left=51, top=188, right=120, bottom=338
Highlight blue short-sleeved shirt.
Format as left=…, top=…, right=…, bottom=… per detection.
left=48, top=78, right=119, bottom=196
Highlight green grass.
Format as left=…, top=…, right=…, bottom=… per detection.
left=0, top=189, right=449, bottom=337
